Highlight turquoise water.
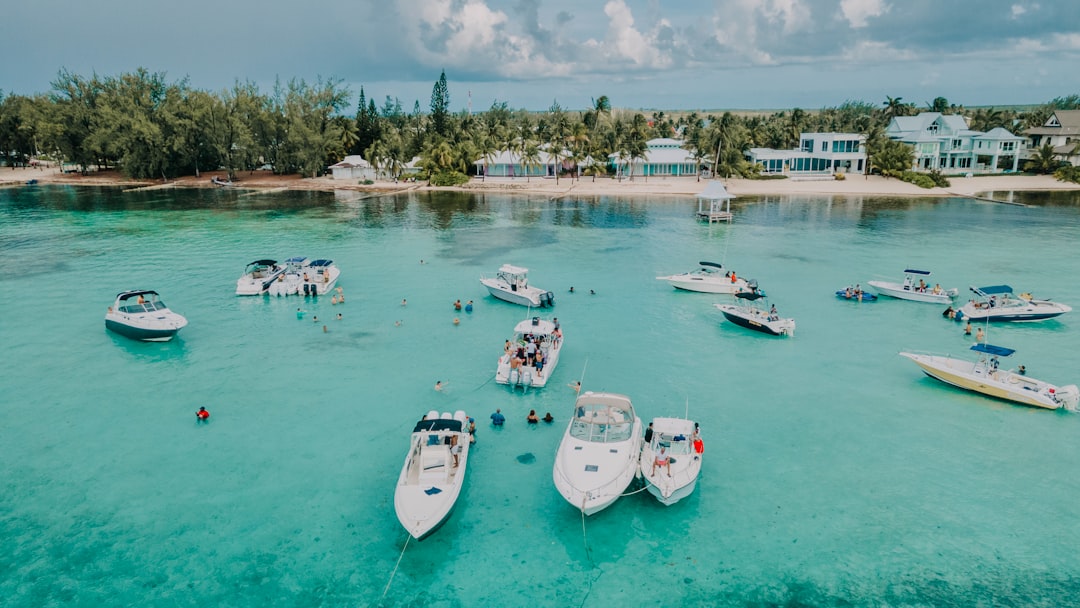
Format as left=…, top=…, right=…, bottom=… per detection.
left=2, top=185, right=1080, bottom=607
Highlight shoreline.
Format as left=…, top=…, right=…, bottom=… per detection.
left=3, top=166, right=1078, bottom=200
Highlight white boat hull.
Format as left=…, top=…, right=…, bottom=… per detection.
left=644, top=475, right=698, bottom=506
left=481, top=280, right=553, bottom=308
left=715, top=304, right=795, bottom=336
left=868, top=281, right=956, bottom=304
left=553, top=393, right=642, bottom=516
left=899, top=352, right=1080, bottom=411
left=495, top=318, right=562, bottom=389
left=957, top=299, right=1071, bottom=322
left=394, top=414, right=470, bottom=540
left=640, top=417, right=702, bottom=506
left=656, top=274, right=749, bottom=294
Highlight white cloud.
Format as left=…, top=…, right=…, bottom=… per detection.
left=1010, top=3, right=1040, bottom=19
left=600, top=0, right=674, bottom=68
left=840, top=0, right=889, bottom=28
left=708, top=0, right=812, bottom=65
left=842, top=39, right=916, bottom=63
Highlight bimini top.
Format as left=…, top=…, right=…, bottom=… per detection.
left=115, top=290, right=160, bottom=301
left=699, top=261, right=724, bottom=270
left=970, top=343, right=1016, bottom=357
left=903, top=269, right=932, bottom=275
left=971, top=285, right=1014, bottom=297
left=412, top=419, right=463, bottom=433
left=735, top=290, right=765, bottom=301
left=498, top=264, right=528, bottom=275
left=248, top=259, right=278, bottom=267
left=307, top=259, right=334, bottom=268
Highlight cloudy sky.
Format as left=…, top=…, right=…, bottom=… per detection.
left=4, top=0, right=1078, bottom=112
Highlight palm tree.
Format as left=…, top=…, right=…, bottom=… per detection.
left=1024, top=143, right=1061, bottom=174
left=882, top=96, right=912, bottom=121
left=520, top=142, right=542, bottom=182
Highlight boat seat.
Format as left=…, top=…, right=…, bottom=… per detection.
left=420, top=448, right=448, bottom=480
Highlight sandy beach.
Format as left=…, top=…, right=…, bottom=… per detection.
left=3, top=165, right=1078, bottom=199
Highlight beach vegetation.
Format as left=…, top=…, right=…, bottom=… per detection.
left=428, top=170, right=469, bottom=187
left=4, top=68, right=1079, bottom=187
left=1055, top=165, right=1080, bottom=184
left=1024, top=143, right=1069, bottom=174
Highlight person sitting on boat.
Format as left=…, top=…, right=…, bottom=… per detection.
left=844, top=286, right=853, bottom=299
left=137, top=295, right=146, bottom=304
left=932, top=283, right=943, bottom=295
left=990, top=356, right=999, bottom=371
left=768, top=304, right=779, bottom=322
left=730, top=271, right=738, bottom=284
left=652, top=446, right=671, bottom=476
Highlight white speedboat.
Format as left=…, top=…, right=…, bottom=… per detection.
left=867, top=269, right=957, bottom=304
left=235, top=259, right=284, bottom=296
left=955, top=285, right=1071, bottom=322
left=553, top=392, right=642, bottom=515
left=480, top=264, right=554, bottom=308
left=268, top=256, right=308, bottom=296
left=394, top=410, right=471, bottom=540
left=715, top=288, right=795, bottom=337
left=299, top=259, right=340, bottom=296
left=105, top=290, right=188, bottom=342
left=640, top=417, right=703, bottom=506
left=900, top=344, right=1079, bottom=411
left=656, top=261, right=751, bottom=294
left=496, top=317, right=563, bottom=390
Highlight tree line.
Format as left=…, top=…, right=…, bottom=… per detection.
left=1, top=68, right=1077, bottom=181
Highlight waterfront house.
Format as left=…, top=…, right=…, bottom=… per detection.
left=329, top=155, right=376, bottom=180
left=609, top=138, right=700, bottom=178
left=472, top=149, right=565, bottom=178
left=1025, top=110, right=1080, bottom=166
left=885, top=112, right=1024, bottom=174
left=745, top=133, right=866, bottom=176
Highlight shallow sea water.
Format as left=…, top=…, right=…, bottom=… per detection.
left=2, top=185, right=1080, bottom=607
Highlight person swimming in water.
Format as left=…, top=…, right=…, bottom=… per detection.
left=196, top=407, right=210, bottom=422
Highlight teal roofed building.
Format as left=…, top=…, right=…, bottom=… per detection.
left=608, top=138, right=701, bottom=179
left=885, top=112, right=1024, bottom=174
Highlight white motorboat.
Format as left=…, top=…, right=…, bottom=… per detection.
left=480, top=264, right=554, bottom=308
left=394, top=410, right=471, bottom=540
left=268, top=256, right=308, bottom=296
left=715, top=287, right=795, bottom=337
left=867, top=269, right=957, bottom=304
left=496, top=317, right=563, bottom=390
left=640, top=417, right=703, bottom=506
left=552, top=392, right=642, bottom=515
left=235, top=259, right=284, bottom=296
left=900, top=344, right=1079, bottom=411
left=656, top=261, right=751, bottom=294
left=955, top=285, right=1071, bottom=322
left=105, top=290, right=188, bottom=342
left=299, top=259, right=340, bottom=296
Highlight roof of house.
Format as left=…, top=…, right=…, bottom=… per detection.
left=974, top=127, right=1024, bottom=141
left=887, top=113, right=968, bottom=137
left=329, top=155, right=370, bottom=169
left=1027, top=110, right=1080, bottom=136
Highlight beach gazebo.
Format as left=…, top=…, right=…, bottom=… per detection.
left=695, top=181, right=735, bottom=223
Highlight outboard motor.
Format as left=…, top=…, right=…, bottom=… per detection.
left=509, top=369, right=519, bottom=385
left=521, top=369, right=533, bottom=386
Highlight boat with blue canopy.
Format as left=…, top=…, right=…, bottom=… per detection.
left=868, top=269, right=957, bottom=304
left=899, top=343, right=1078, bottom=411
left=955, top=285, right=1071, bottom=322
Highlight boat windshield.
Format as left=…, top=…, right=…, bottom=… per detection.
left=655, top=434, right=692, bottom=455
left=569, top=403, right=634, bottom=443
left=119, top=300, right=168, bottom=314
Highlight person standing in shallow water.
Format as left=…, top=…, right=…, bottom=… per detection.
left=196, top=407, right=210, bottom=422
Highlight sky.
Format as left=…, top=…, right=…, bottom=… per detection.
left=3, top=0, right=1079, bottom=113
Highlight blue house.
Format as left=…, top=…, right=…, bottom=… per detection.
left=885, top=112, right=1024, bottom=173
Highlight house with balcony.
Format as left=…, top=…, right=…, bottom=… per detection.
left=885, top=112, right=1024, bottom=173
left=744, top=133, right=866, bottom=176
left=1025, top=110, right=1080, bottom=166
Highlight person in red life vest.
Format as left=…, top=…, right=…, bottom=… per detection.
left=196, top=407, right=210, bottom=422
left=692, top=424, right=703, bottom=455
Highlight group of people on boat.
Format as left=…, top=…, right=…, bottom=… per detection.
left=903, top=277, right=944, bottom=295
left=504, top=330, right=554, bottom=377
left=842, top=284, right=868, bottom=300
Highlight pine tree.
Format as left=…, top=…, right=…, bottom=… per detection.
left=430, top=70, right=450, bottom=138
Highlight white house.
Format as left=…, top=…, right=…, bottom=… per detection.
left=885, top=112, right=1024, bottom=173
left=745, top=133, right=866, bottom=175
left=472, top=149, right=567, bottom=178
left=329, top=155, right=376, bottom=180
left=609, top=138, right=700, bottom=178
left=1025, top=110, right=1080, bottom=166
